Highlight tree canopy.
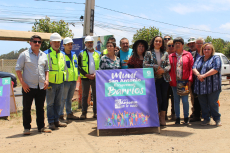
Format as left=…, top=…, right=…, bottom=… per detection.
left=0, top=48, right=28, bottom=59
left=31, top=16, right=74, bottom=51
left=132, top=26, right=162, bottom=45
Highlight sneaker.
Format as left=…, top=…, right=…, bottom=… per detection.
left=215, top=120, right=222, bottom=126
left=54, top=121, right=67, bottom=127
left=201, top=120, right=210, bottom=126
left=38, top=127, right=52, bottom=133
left=67, top=112, right=79, bottom=120
left=59, top=115, right=69, bottom=123
left=93, top=112, right=97, bottom=119
left=175, top=118, right=180, bottom=124
left=184, top=117, right=189, bottom=124
left=80, top=111, right=87, bottom=120
left=49, top=123, right=56, bottom=130
left=23, top=129, right=30, bottom=135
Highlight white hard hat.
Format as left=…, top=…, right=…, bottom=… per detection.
left=50, top=33, right=61, bottom=42
left=63, top=37, right=73, bottom=44
left=84, top=35, right=94, bottom=43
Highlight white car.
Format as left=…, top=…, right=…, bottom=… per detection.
left=215, top=53, right=230, bottom=76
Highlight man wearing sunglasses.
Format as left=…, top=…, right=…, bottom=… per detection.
left=16, top=35, right=51, bottom=135
left=164, top=35, right=171, bottom=51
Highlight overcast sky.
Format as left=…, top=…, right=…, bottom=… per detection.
left=1, top=0, right=230, bottom=55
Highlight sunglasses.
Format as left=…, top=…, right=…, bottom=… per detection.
left=168, top=45, right=174, bottom=47
left=32, top=40, right=42, bottom=44
left=164, top=38, right=171, bottom=41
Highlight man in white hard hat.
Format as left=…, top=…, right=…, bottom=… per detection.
left=78, top=35, right=101, bottom=119
left=44, top=32, right=67, bottom=130
left=59, top=37, right=79, bottom=121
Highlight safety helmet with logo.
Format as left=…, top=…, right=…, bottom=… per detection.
left=84, top=35, right=94, bottom=43
left=50, top=33, right=62, bottom=42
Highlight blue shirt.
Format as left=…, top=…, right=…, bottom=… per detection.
left=193, top=55, right=222, bottom=95
left=15, top=48, right=49, bottom=89
left=120, top=48, right=133, bottom=69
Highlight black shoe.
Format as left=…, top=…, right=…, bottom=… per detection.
left=189, top=117, right=201, bottom=122
left=184, top=117, right=189, bottom=124
left=93, top=112, right=97, bottom=118
left=175, top=118, right=180, bottom=124
left=80, top=111, right=87, bottom=120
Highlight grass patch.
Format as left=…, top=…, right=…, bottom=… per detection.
left=72, top=100, right=80, bottom=112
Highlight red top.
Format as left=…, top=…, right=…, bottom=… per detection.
left=128, top=56, right=143, bottom=68
left=169, top=50, right=194, bottom=87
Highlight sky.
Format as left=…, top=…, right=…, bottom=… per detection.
left=0, top=0, right=230, bottom=55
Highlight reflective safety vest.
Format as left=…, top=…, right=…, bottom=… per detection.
left=61, top=51, right=78, bottom=81
left=44, top=47, right=65, bottom=84
left=103, top=49, right=108, bottom=55
left=79, top=49, right=100, bottom=78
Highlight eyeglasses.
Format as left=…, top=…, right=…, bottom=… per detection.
left=32, top=41, right=42, bottom=44
left=168, top=45, right=174, bottom=47
left=164, top=38, right=171, bottom=41
left=106, top=45, right=114, bottom=48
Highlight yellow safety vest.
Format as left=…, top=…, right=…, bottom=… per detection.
left=103, top=49, right=108, bottom=55
left=79, top=49, right=100, bottom=78
left=44, top=47, right=65, bottom=84
left=62, top=51, right=78, bottom=81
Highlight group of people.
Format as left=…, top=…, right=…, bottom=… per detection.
left=16, top=32, right=222, bottom=135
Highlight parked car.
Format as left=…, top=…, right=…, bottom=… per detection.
left=214, top=53, right=230, bottom=77
left=0, top=71, right=17, bottom=87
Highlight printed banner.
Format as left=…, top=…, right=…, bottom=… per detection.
left=0, top=77, right=11, bottom=117
left=96, top=68, right=159, bottom=130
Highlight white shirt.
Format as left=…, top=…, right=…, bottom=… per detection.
left=88, top=51, right=96, bottom=74
left=155, top=49, right=161, bottom=66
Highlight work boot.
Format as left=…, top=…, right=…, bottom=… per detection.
left=67, top=112, right=79, bottom=120
left=80, top=111, right=87, bottom=120
left=184, top=117, right=189, bottom=124
left=59, top=115, right=68, bottom=123
left=93, top=112, right=97, bottom=118
left=49, top=123, right=56, bottom=130
left=175, top=118, right=180, bottom=124
left=54, top=121, right=67, bottom=127
left=160, top=111, right=166, bottom=126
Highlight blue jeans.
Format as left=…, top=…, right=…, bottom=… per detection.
left=59, top=81, right=76, bottom=116
left=172, top=86, right=189, bottom=118
left=197, top=90, right=221, bottom=121
left=46, top=83, right=64, bottom=123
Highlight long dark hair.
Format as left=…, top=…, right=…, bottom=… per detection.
left=149, top=36, right=164, bottom=52
left=132, top=42, right=146, bottom=59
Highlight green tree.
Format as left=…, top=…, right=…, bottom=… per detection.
left=31, top=16, right=74, bottom=51
left=132, top=26, right=162, bottom=45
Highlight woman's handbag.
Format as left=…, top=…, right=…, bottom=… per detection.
left=173, top=57, right=190, bottom=96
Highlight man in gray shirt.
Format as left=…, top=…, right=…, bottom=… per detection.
left=16, top=35, right=51, bottom=135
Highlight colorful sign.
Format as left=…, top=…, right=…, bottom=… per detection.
left=0, top=77, right=11, bottom=117
left=96, top=68, right=159, bottom=130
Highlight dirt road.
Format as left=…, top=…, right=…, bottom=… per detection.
left=1, top=82, right=230, bottom=153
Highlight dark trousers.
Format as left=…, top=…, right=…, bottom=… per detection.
left=191, top=85, right=201, bottom=118
left=22, top=87, right=46, bottom=130
left=166, top=86, right=175, bottom=115
left=155, top=77, right=169, bottom=112
left=81, top=79, right=96, bottom=113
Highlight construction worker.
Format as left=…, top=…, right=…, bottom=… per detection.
left=78, top=35, right=101, bottom=119
left=44, top=33, right=67, bottom=130
left=59, top=37, right=79, bottom=121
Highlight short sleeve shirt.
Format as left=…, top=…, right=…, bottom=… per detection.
left=120, top=48, right=133, bottom=69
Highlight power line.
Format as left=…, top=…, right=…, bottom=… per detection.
left=34, top=0, right=85, bottom=4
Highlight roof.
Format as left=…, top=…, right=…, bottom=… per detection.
left=0, top=29, right=56, bottom=41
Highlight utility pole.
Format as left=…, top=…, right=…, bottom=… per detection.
left=83, top=0, right=95, bottom=36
